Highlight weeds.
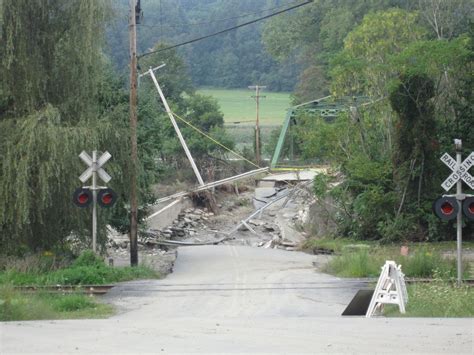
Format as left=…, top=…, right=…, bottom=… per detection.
left=385, top=270, right=474, bottom=317
left=398, top=249, right=458, bottom=278
left=0, top=250, right=159, bottom=286
left=311, top=237, right=466, bottom=279
left=324, top=249, right=382, bottom=277
left=403, top=282, right=474, bottom=317
left=0, top=285, right=113, bottom=321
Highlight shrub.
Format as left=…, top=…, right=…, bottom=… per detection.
left=72, top=250, right=105, bottom=268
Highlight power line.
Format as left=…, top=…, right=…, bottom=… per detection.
left=138, top=1, right=301, bottom=29
left=138, top=0, right=312, bottom=60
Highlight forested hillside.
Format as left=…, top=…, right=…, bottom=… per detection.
left=107, top=0, right=299, bottom=91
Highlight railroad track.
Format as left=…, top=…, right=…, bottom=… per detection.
left=14, top=285, right=115, bottom=295
left=13, top=278, right=474, bottom=295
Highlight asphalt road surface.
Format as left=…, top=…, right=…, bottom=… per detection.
left=1, top=245, right=473, bottom=354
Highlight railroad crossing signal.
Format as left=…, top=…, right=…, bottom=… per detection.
left=75, top=150, right=116, bottom=208
left=435, top=147, right=474, bottom=219
left=433, top=140, right=473, bottom=285
left=440, top=152, right=474, bottom=191
left=79, top=151, right=112, bottom=183
left=73, top=150, right=116, bottom=253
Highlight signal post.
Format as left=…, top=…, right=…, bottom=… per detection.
left=433, top=139, right=474, bottom=285
left=74, top=150, right=117, bottom=253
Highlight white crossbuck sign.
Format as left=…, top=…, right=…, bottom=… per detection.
left=79, top=151, right=112, bottom=183
left=440, top=152, right=474, bottom=191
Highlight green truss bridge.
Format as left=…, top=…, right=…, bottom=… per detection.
left=270, top=95, right=371, bottom=169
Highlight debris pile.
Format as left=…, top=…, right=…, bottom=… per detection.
left=107, top=185, right=311, bottom=253
left=107, top=208, right=217, bottom=251
left=148, top=208, right=215, bottom=241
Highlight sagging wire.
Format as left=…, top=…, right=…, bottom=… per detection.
left=170, top=110, right=261, bottom=169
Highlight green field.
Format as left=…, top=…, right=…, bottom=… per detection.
left=197, top=88, right=291, bottom=125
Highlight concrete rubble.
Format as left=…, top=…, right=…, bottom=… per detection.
left=105, top=180, right=316, bottom=272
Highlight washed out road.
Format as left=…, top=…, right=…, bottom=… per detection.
left=1, top=245, right=473, bottom=353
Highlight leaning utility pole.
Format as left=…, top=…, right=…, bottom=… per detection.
left=249, top=85, right=266, bottom=165
left=128, top=0, right=140, bottom=266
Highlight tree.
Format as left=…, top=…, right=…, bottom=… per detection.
left=390, top=73, right=437, bottom=209
left=417, top=0, right=473, bottom=40
left=330, top=8, right=426, bottom=98
left=0, top=0, right=130, bottom=254
left=262, top=0, right=407, bottom=102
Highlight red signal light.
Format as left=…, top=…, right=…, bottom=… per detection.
left=73, top=188, right=92, bottom=208
left=433, top=196, right=458, bottom=221
left=469, top=203, right=474, bottom=214
left=101, top=193, right=113, bottom=205
left=78, top=192, right=89, bottom=204
left=440, top=202, right=454, bottom=215
left=97, top=188, right=117, bottom=208
left=462, top=197, right=474, bottom=221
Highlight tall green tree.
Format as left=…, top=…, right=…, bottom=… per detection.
left=330, top=8, right=426, bottom=97
left=0, top=0, right=130, bottom=254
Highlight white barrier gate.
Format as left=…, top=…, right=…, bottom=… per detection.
left=366, top=260, right=408, bottom=317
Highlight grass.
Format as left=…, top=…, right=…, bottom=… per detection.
left=305, top=237, right=472, bottom=278
left=194, top=88, right=289, bottom=155
left=0, top=251, right=159, bottom=321
left=0, top=251, right=159, bottom=286
left=197, top=88, right=291, bottom=125
left=326, top=249, right=382, bottom=277
left=384, top=281, right=474, bottom=317
left=224, top=124, right=278, bottom=153
left=0, top=285, right=113, bottom=321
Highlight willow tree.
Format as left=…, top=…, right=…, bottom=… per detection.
left=0, top=0, right=129, bottom=254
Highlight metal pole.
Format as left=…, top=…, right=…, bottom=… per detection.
left=455, top=139, right=463, bottom=285
left=129, top=0, right=139, bottom=266
left=92, top=151, right=97, bottom=253
left=148, top=68, right=205, bottom=186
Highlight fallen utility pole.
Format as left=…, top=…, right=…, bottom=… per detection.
left=140, top=65, right=205, bottom=186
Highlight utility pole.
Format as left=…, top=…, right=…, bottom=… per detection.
left=249, top=85, right=266, bottom=166
left=140, top=65, right=205, bottom=186
left=128, top=0, right=140, bottom=266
